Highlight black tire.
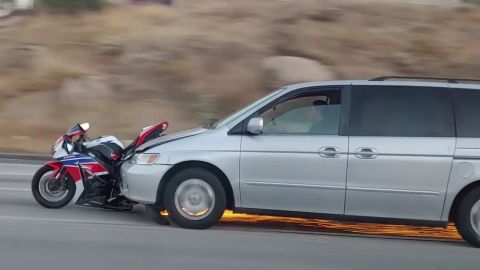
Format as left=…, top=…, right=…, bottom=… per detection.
left=145, top=204, right=170, bottom=225
left=32, top=165, right=76, bottom=208
left=455, top=187, right=480, bottom=247
left=163, top=168, right=226, bottom=229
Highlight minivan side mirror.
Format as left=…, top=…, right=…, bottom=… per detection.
left=247, top=117, right=263, bottom=135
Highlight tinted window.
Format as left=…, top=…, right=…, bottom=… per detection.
left=349, top=86, right=455, bottom=137
left=259, top=89, right=341, bottom=135
left=451, top=89, right=480, bottom=137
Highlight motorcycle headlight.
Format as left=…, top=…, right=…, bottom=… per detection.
left=132, top=153, right=160, bottom=165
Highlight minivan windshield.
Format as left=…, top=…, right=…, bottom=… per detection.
left=210, top=88, right=286, bottom=129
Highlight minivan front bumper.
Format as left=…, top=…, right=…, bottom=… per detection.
left=120, top=162, right=172, bottom=204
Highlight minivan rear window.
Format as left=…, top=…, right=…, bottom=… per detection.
left=451, top=89, right=480, bottom=137
left=348, top=85, right=455, bottom=137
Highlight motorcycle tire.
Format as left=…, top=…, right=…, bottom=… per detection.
left=32, top=165, right=76, bottom=208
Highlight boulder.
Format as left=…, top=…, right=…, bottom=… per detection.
left=58, top=76, right=114, bottom=106
left=261, top=56, right=335, bottom=87
left=1, top=46, right=37, bottom=71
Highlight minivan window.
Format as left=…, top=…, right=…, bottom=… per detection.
left=212, top=88, right=285, bottom=128
left=259, top=89, right=341, bottom=135
left=451, top=89, right=480, bottom=137
left=348, top=85, right=455, bottom=137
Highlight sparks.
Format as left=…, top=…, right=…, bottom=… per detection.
left=220, top=211, right=460, bottom=240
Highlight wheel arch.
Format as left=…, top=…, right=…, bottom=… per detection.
left=155, top=161, right=235, bottom=210
left=449, top=180, right=480, bottom=221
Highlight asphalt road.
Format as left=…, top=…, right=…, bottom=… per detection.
left=0, top=157, right=479, bottom=270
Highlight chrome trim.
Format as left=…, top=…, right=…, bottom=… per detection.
left=353, top=148, right=378, bottom=159
left=454, top=156, right=480, bottom=160
left=348, top=187, right=440, bottom=196
left=242, top=150, right=452, bottom=158
left=351, top=152, right=452, bottom=158
left=319, top=146, right=342, bottom=158
left=242, top=150, right=348, bottom=155
left=244, top=181, right=345, bottom=190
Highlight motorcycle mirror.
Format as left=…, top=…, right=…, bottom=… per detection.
left=80, top=123, right=90, bottom=131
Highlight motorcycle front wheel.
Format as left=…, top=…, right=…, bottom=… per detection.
left=32, top=165, right=76, bottom=208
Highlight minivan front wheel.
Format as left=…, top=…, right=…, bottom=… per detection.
left=163, top=168, right=226, bottom=229
left=455, top=187, right=480, bottom=247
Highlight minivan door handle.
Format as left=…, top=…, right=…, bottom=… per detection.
left=319, top=147, right=342, bottom=158
left=354, top=148, right=378, bottom=159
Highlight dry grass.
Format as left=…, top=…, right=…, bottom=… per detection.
left=1, top=0, right=480, bottom=152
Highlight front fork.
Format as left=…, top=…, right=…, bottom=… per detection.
left=45, top=161, right=63, bottom=180
left=45, top=161, right=84, bottom=204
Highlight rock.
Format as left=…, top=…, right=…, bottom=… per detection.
left=305, top=8, right=345, bottom=23
left=129, top=0, right=176, bottom=5
left=58, top=76, right=114, bottom=106
left=97, top=37, right=124, bottom=56
left=389, top=52, right=416, bottom=72
left=0, top=90, right=59, bottom=129
left=0, top=0, right=15, bottom=18
left=261, top=56, right=335, bottom=87
left=15, top=0, right=34, bottom=10
left=1, top=45, right=37, bottom=71
left=106, top=0, right=130, bottom=4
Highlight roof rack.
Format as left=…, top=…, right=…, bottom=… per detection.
left=369, top=76, right=480, bottom=84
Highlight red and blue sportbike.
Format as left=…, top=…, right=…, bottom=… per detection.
left=31, top=121, right=168, bottom=211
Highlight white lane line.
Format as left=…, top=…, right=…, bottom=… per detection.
left=0, top=163, right=38, bottom=178
left=0, top=215, right=155, bottom=228
left=0, top=163, right=41, bottom=167
left=0, top=173, right=33, bottom=176
left=0, top=187, right=30, bottom=192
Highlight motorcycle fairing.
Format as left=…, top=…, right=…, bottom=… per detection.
left=45, top=153, right=110, bottom=204
left=52, top=154, right=109, bottom=181
left=121, top=121, right=169, bottom=160
left=135, top=121, right=169, bottom=148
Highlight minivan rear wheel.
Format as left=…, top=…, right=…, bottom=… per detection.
left=455, top=187, right=480, bottom=247
left=163, top=168, right=226, bottom=229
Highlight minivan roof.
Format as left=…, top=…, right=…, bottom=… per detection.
left=284, top=80, right=480, bottom=91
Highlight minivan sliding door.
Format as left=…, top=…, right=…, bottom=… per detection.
left=345, top=85, right=456, bottom=221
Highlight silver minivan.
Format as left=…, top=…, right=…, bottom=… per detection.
left=121, top=76, right=480, bottom=247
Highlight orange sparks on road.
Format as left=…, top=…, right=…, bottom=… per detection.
left=220, top=211, right=461, bottom=240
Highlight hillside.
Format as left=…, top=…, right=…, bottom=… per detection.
left=0, top=0, right=480, bottom=152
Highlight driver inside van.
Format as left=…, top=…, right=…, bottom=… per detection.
left=308, top=100, right=338, bottom=134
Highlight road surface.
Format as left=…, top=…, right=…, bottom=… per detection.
left=0, top=157, right=478, bottom=270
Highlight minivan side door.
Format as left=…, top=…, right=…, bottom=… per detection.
left=239, top=87, right=348, bottom=214
left=345, top=84, right=456, bottom=221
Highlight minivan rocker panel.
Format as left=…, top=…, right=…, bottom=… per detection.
left=121, top=78, right=480, bottom=247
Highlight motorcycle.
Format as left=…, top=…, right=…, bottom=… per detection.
left=31, top=121, right=168, bottom=211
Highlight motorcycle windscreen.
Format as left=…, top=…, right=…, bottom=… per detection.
left=65, top=123, right=84, bottom=137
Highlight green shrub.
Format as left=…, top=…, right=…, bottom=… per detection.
left=40, top=0, right=106, bottom=12
left=464, top=0, right=480, bottom=4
